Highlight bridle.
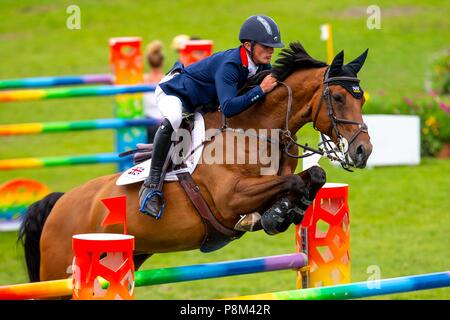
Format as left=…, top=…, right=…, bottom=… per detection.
left=187, top=68, right=368, bottom=172
left=279, top=67, right=368, bottom=171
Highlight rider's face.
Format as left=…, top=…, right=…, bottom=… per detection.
left=244, top=42, right=274, bottom=64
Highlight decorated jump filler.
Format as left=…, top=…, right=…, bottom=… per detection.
left=0, top=179, right=51, bottom=231
left=109, top=37, right=148, bottom=171
left=71, top=195, right=135, bottom=300
left=296, top=183, right=351, bottom=289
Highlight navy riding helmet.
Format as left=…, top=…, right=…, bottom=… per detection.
left=239, top=15, right=284, bottom=48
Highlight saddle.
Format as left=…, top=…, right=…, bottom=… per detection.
left=123, top=113, right=244, bottom=253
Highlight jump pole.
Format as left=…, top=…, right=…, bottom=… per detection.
left=0, top=74, right=113, bottom=90
left=225, top=271, right=450, bottom=300
left=0, top=253, right=307, bottom=300
left=133, top=253, right=307, bottom=287
left=0, top=118, right=160, bottom=136
left=0, top=84, right=155, bottom=102
left=0, top=153, right=126, bottom=170
left=0, top=279, right=73, bottom=300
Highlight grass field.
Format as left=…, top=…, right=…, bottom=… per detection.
left=0, top=0, right=449, bottom=300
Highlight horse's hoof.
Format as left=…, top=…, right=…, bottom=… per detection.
left=234, top=212, right=262, bottom=232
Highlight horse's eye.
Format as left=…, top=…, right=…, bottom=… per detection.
left=332, top=93, right=344, bottom=103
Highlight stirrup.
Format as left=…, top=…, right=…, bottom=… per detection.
left=140, top=189, right=166, bottom=219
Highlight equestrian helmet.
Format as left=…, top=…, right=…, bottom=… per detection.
left=239, top=15, right=284, bottom=48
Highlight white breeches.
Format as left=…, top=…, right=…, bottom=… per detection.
left=155, top=73, right=183, bottom=130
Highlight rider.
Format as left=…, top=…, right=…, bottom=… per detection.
left=139, top=15, right=284, bottom=218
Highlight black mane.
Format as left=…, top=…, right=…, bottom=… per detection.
left=272, top=42, right=327, bottom=80
left=240, top=42, right=327, bottom=94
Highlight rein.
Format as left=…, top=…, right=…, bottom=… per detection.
left=278, top=68, right=368, bottom=171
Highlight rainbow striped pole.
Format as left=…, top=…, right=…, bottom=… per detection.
left=0, top=118, right=161, bottom=136
left=226, top=271, right=450, bottom=300
left=0, top=84, right=156, bottom=103
left=0, top=153, right=126, bottom=170
left=0, top=74, right=113, bottom=90
left=0, top=253, right=306, bottom=299
left=0, top=279, right=72, bottom=300
left=134, top=253, right=307, bottom=287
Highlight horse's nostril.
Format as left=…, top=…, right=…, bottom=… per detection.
left=356, top=144, right=365, bottom=155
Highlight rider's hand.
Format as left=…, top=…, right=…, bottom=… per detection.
left=260, top=74, right=278, bottom=93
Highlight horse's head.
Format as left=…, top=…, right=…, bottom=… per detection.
left=312, top=49, right=373, bottom=169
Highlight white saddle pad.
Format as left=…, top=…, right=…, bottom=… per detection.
left=116, top=112, right=205, bottom=185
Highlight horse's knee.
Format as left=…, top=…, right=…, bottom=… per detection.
left=308, top=165, right=326, bottom=187
left=297, top=166, right=326, bottom=194
left=286, top=174, right=306, bottom=196
left=281, top=166, right=327, bottom=226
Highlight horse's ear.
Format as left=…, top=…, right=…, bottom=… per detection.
left=329, top=50, right=344, bottom=74
left=346, top=49, right=369, bottom=74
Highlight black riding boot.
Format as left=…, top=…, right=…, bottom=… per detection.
left=139, top=118, right=174, bottom=218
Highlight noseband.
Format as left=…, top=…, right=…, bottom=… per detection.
left=279, top=67, right=368, bottom=171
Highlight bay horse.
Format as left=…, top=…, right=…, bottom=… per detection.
left=18, top=42, right=372, bottom=290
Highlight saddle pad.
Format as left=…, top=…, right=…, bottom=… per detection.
left=116, top=112, right=205, bottom=185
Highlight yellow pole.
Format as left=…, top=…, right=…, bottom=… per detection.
left=320, top=23, right=334, bottom=64
left=326, top=24, right=334, bottom=64
left=0, top=279, right=72, bottom=299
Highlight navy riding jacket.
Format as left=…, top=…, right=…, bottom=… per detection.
left=159, top=46, right=271, bottom=117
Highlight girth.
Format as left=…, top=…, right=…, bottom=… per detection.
left=176, top=171, right=244, bottom=253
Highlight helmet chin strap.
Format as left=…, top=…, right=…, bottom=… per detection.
left=245, top=41, right=260, bottom=66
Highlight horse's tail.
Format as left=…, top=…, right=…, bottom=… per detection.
left=17, top=192, right=65, bottom=282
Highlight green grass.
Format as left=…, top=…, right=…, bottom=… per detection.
left=0, top=0, right=449, bottom=300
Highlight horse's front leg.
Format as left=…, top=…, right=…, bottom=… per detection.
left=262, top=165, right=327, bottom=234
left=208, top=171, right=305, bottom=227
left=237, top=165, right=326, bottom=235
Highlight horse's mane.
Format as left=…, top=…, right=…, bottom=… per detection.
left=241, top=42, right=327, bottom=93
left=272, top=42, right=328, bottom=80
